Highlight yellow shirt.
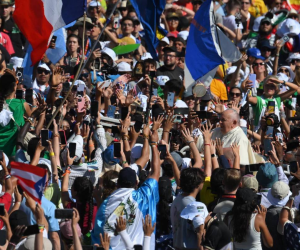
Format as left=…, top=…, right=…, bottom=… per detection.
left=210, top=79, right=228, bottom=101
left=249, top=0, right=268, bottom=18
left=199, top=176, right=217, bottom=206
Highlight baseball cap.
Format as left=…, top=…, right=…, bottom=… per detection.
left=101, top=47, right=117, bottom=62
left=118, top=167, right=137, bottom=187
left=170, top=151, right=183, bottom=168
left=178, top=30, right=189, bottom=41
left=37, top=63, right=51, bottom=72
left=75, top=17, right=94, bottom=29
left=18, top=235, right=52, bottom=250
left=60, top=220, right=82, bottom=240
left=160, top=37, right=170, bottom=45
left=260, top=17, right=272, bottom=25
left=247, top=48, right=265, bottom=60
left=256, top=162, right=278, bottom=188
left=242, top=175, right=259, bottom=192
left=267, top=181, right=291, bottom=206
left=156, top=75, right=170, bottom=86
left=258, top=39, right=276, bottom=51
left=141, top=52, right=153, bottom=61
left=286, top=53, right=300, bottom=63
left=166, top=12, right=179, bottom=20
left=180, top=201, right=208, bottom=222
left=236, top=187, right=257, bottom=204
left=89, top=1, right=101, bottom=7
left=117, top=62, right=132, bottom=72
left=9, top=210, right=29, bottom=231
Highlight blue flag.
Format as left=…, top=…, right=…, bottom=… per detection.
left=130, top=0, right=168, bottom=61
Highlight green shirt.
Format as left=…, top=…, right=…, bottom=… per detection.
left=0, top=99, right=25, bottom=156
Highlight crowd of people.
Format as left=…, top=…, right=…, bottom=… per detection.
left=0, top=0, right=300, bottom=249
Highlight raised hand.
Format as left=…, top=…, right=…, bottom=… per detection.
left=181, top=128, right=194, bottom=143
left=200, top=122, right=213, bottom=142
left=51, top=67, right=63, bottom=87
left=231, top=142, right=240, bottom=157
left=115, top=216, right=126, bottom=233
left=152, top=115, right=164, bottom=131
left=143, top=215, right=156, bottom=236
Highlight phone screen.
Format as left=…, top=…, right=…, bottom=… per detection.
left=25, top=89, right=33, bottom=104
left=134, top=120, right=143, bottom=132
left=264, top=139, right=272, bottom=155
left=248, top=73, right=256, bottom=88
left=55, top=209, right=73, bottom=219
left=114, top=142, right=121, bottom=158
left=23, top=224, right=39, bottom=236
left=196, top=111, right=212, bottom=119
left=91, top=101, right=99, bottom=118
left=158, top=145, right=167, bottom=160
left=107, top=105, right=116, bottom=118
left=265, top=126, right=274, bottom=138
left=0, top=204, right=4, bottom=216
left=167, top=92, right=175, bottom=107
left=0, top=230, right=6, bottom=246
left=121, top=107, right=129, bottom=121
left=69, top=143, right=77, bottom=158
left=16, top=67, right=23, bottom=83
left=16, top=90, right=23, bottom=99
left=59, top=130, right=67, bottom=145
left=267, top=101, right=275, bottom=113
left=77, top=97, right=85, bottom=113
left=41, top=130, right=49, bottom=147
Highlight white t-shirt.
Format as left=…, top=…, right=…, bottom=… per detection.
left=223, top=15, right=244, bottom=31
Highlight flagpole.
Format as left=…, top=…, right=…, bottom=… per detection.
left=47, top=0, right=122, bottom=129
left=212, top=10, right=226, bottom=80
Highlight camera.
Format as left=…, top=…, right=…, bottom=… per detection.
left=266, top=113, right=280, bottom=128
left=101, top=63, right=118, bottom=76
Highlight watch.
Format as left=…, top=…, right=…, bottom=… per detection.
left=282, top=80, right=286, bottom=86
left=211, top=154, right=216, bottom=158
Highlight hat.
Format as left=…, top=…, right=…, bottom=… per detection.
left=247, top=48, right=265, bottom=60
left=75, top=17, right=94, bottom=29
left=68, top=135, right=84, bottom=161
left=60, top=220, right=82, bottom=240
left=226, top=66, right=245, bottom=78
left=18, top=235, right=52, bottom=250
left=178, top=31, right=189, bottom=41
left=38, top=158, right=52, bottom=174
left=9, top=210, right=29, bottom=231
left=236, top=187, right=257, bottom=204
left=160, top=37, right=170, bottom=45
left=89, top=1, right=101, bottom=7
left=261, top=17, right=272, bottom=25
left=163, top=46, right=177, bottom=54
left=180, top=201, right=208, bottom=222
left=286, top=53, right=300, bottom=63
left=117, top=62, right=132, bottom=72
left=277, top=18, right=300, bottom=37
left=73, top=79, right=86, bottom=87
left=170, top=151, right=183, bottom=168
left=267, top=181, right=291, bottom=206
left=0, top=0, right=14, bottom=5
left=253, top=16, right=265, bottom=32
left=101, top=47, right=117, bottom=62
left=118, top=167, right=137, bottom=187
left=175, top=37, right=186, bottom=46
left=288, top=9, right=299, bottom=18
left=130, top=143, right=144, bottom=164
left=256, top=162, right=278, bottom=188
left=141, top=52, right=153, bottom=61
left=156, top=75, right=170, bottom=86
left=166, top=12, right=179, bottom=20
left=278, top=66, right=295, bottom=82
left=258, top=39, right=276, bottom=51
left=37, top=63, right=50, bottom=72
left=242, top=175, right=259, bottom=192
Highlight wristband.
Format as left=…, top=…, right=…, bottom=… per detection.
left=276, top=54, right=280, bottom=57
left=122, top=134, right=129, bottom=139
left=150, top=141, right=158, bottom=145
left=143, top=135, right=149, bottom=139
left=5, top=175, right=11, bottom=179
left=89, top=144, right=95, bottom=147
left=187, top=140, right=194, bottom=145
left=151, top=144, right=157, bottom=148
left=289, top=196, right=295, bottom=201
left=283, top=206, right=291, bottom=210
left=122, top=138, right=128, bottom=141
left=122, top=161, right=127, bottom=164
left=49, top=152, right=55, bottom=157
left=62, top=169, right=71, bottom=177
left=53, top=133, right=59, bottom=138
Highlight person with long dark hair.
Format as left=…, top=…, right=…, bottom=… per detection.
left=225, top=188, right=273, bottom=250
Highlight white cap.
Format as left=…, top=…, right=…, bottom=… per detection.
left=277, top=18, right=300, bottom=37
left=73, top=80, right=86, bottom=88
left=278, top=65, right=295, bottom=82
left=38, top=158, right=52, bottom=174
left=226, top=66, right=244, bottom=78
left=89, top=1, right=101, bottom=7
left=141, top=52, right=153, bottom=61
left=101, top=47, right=117, bottom=62
left=178, top=31, right=189, bottom=40
left=37, top=63, right=51, bottom=72
left=117, top=62, right=132, bottom=72
left=160, top=37, right=170, bottom=45
left=253, top=16, right=265, bottom=32
left=180, top=201, right=208, bottom=223
left=156, top=75, right=170, bottom=86
left=286, top=53, right=300, bottom=63
left=277, top=72, right=289, bottom=82
left=9, top=56, right=23, bottom=71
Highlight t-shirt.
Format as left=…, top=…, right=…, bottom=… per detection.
left=199, top=176, right=217, bottom=207
left=170, top=194, right=195, bottom=248
left=156, top=65, right=184, bottom=83
left=0, top=193, right=12, bottom=229
left=0, top=99, right=25, bottom=156
left=2, top=17, right=25, bottom=58
left=210, top=79, right=228, bottom=101
left=223, top=15, right=243, bottom=32
left=0, top=32, right=15, bottom=55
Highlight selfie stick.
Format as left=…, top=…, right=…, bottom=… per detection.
left=47, top=0, right=122, bottom=129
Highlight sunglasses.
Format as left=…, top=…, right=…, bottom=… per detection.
left=279, top=69, right=289, bottom=73
left=291, top=59, right=300, bottom=64
left=261, top=22, right=271, bottom=26
left=80, top=73, right=89, bottom=78
left=253, top=62, right=265, bottom=67
left=230, top=92, right=241, bottom=97
left=37, top=68, right=50, bottom=75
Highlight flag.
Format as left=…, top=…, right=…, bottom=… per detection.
left=13, top=0, right=86, bottom=66
left=130, top=0, right=168, bottom=61
left=287, top=0, right=300, bottom=12
left=284, top=222, right=300, bottom=250
left=184, top=0, right=241, bottom=92
left=10, top=162, right=47, bottom=204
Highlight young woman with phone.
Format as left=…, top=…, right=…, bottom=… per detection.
left=59, top=34, right=81, bottom=69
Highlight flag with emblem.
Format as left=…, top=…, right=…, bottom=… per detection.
left=10, top=162, right=47, bottom=204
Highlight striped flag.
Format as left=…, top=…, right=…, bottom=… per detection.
left=10, top=162, right=47, bottom=204
left=288, top=0, right=300, bottom=12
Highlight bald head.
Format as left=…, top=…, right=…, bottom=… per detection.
left=220, top=109, right=240, bottom=134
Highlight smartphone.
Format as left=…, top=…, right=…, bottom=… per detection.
left=0, top=150, right=3, bottom=162
left=46, top=114, right=54, bottom=130
left=91, top=101, right=99, bottom=118
left=16, top=67, right=23, bottom=83
left=149, top=70, right=156, bottom=78
left=248, top=73, right=256, bottom=88
left=0, top=204, right=4, bottom=216
left=94, top=59, right=101, bottom=71
left=152, top=88, right=158, bottom=97
left=69, top=142, right=77, bottom=158
left=121, top=107, right=129, bottom=120
left=25, top=89, right=33, bottom=104
left=113, top=142, right=121, bottom=158
left=173, top=115, right=182, bottom=123
left=111, top=95, right=117, bottom=105
left=63, top=81, right=70, bottom=92
left=41, top=129, right=49, bottom=147
left=23, top=224, right=39, bottom=236
left=55, top=209, right=73, bottom=219
left=267, top=101, right=275, bottom=114
left=167, top=92, right=175, bottom=107
left=113, top=16, right=120, bottom=29
left=195, top=111, right=212, bottom=119
left=134, top=120, right=143, bottom=132
left=264, top=139, right=272, bottom=155
left=83, top=120, right=89, bottom=126
left=77, top=97, right=85, bottom=113
left=51, top=35, right=57, bottom=43
left=107, top=105, right=116, bottom=118
left=256, top=194, right=262, bottom=206
left=77, top=83, right=85, bottom=93
left=249, top=163, right=261, bottom=172
left=276, top=132, right=283, bottom=144
left=16, top=89, right=23, bottom=99
left=7, top=63, right=13, bottom=70
left=59, top=130, right=67, bottom=145
left=158, top=145, right=167, bottom=160
left=0, top=230, right=6, bottom=246
left=265, top=126, right=274, bottom=138
left=98, top=80, right=111, bottom=89
left=290, top=161, right=298, bottom=173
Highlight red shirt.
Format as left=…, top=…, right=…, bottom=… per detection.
left=0, top=32, right=15, bottom=55
left=0, top=193, right=12, bottom=229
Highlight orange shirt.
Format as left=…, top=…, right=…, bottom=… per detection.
left=210, top=79, right=228, bottom=101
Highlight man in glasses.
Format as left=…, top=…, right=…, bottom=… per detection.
left=32, top=64, right=51, bottom=97
left=287, top=54, right=300, bottom=72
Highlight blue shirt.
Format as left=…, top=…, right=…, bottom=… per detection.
left=20, top=196, right=60, bottom=232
